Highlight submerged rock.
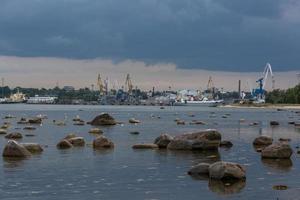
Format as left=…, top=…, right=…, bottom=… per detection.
left=209, top=161, right=246, bottom=180
left=261, top=143, right=293, bottom=159
left=89, top=128, right=103, bottom=134
left=176, top=120, right=185, bottom=125
left=90, top=113, right=117, bottom=126
left=132, top=144, right=158, bottom=149
left=5, top=132, right=23, bottom=139
left=23, top=126, right=36, bottom=130
left=0, top=129, right=7, bottom=135
left=93, top=136, right=114, bottom=149
left=270, top=121, right=279, bottom=126
left=167, top=129, right=221, bottom=150
left=17, top=118, right=28, bottom=124
left=57, top=139, right=73, bottom=149
left=21, top=143, right=43, bottom=153
left=253, top=136, right=273, bottom=146
left=190, top=120, right=206, bottom=125
left=129, top=131, right=140, bottom=135
left=73, top=121, right=85, bottom=126
left=129, top=118, right=141, bottom=124
left=188, top=163, right=210, bottom=175
left=2, top=140, right=31, bottom=157
left=220, top=141, right=233, bottom=148
left=154, top=134, right=173, bottom=148
left=28, top=118, right=42, bottom=124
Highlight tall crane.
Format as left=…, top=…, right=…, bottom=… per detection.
left=252, top=63, right=275, bottom=103
left=97, top=74, right=105, bottom=96
left=125, top=74, right=133, bottom=94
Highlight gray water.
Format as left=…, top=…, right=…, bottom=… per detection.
left=0, top=104, right=300, bottom=200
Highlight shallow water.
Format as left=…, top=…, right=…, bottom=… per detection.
left=0, top=104, right=300, bottom=200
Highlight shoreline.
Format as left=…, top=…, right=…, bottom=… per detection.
left=223, top=104, right=300, bottom=109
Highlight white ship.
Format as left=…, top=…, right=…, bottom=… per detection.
left=27, top=95, right=57, bottom=104
left=174, top=89, right=223, bottom=107
left=174, top=98, right=224, bottom=107
left=2, top=90, right=27, bottom=103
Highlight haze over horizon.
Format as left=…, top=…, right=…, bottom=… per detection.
left=0, top=0, right=299, bottom=90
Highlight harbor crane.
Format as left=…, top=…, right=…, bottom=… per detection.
left=125, top=74, right=133, bottom=94
left=252, top=63, right=275, bottom=103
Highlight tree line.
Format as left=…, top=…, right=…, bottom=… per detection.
left=266, top=84, right=300, bottom=104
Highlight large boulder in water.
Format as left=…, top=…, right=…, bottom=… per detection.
left=57, top=139, right=73, bottom=149
left=93, top=136, right=114, bottom=149
left=167, top=129, right=221, bottom=150
left=209, top=161, right=246, bottom=180
left=2, top=140, right=32, bottom=157
left=21, top=143, right=43, bottom=153
left=261, top=143, right=293, bottom=159
left=154, top=134, right=173, bottom=148
left=253, top=136, right=273, bottom=146
left=89, top=113, right=117, bottom=126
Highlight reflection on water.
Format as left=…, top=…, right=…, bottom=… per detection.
left=261, top=158, right=293, bottom=172
left=3, top=157, right=27, bottom=169
left=208, top=179, right=246, bottom=195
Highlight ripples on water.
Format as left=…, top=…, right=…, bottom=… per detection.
left=0, top=104, right=300, bottom=200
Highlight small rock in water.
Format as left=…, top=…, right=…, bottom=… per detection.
left=160, top=107, right=165, bottom=109
left=176, top=120, right=185, bottom=125
left=89, top=113, right=117, bottom=126
left=23, top=126, right=36, bottom=130
left=272, top=185, right=288, bottom=190
left=253, top=136, right=273, bottom=146
left=89, top=128, right=103, bottom=134
left=288, top=121, right=295, bottom=125
left=93, top=136, right=114, bottom=149
left=220, top=141, right=233, bottom=148
left=130, top=131, right=140, bottom=135
left=279, top=138, right=291, bottom=142
left=5, top=132, right=23, bottom=139
left=73, top=121, right=85, bottom=126
left=0, top=129, right=7, bottom=135
left=28, top=118, right=42, bottom=124
left=190, top=120, right=206, bottom=125
left=270, top=121, right=279, bottom=126
left=25, top=134, right=35, bottom=137
left=129, top=118, right=141, bottom=124
left=249, top=122, right=259, bottom=126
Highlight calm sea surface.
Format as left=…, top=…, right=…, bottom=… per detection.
left=0, top=104, right=300, bottom=200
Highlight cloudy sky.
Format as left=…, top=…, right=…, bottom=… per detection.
left=0, top=0, right=299, bottom=90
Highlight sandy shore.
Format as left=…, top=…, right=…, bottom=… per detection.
left=222, top=104, right=300, bottom=109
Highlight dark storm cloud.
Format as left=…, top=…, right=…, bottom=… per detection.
left=0, top=0, right=299, bottom=71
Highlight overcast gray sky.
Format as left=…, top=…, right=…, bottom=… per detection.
left=0, top=0, right=299, bottom=89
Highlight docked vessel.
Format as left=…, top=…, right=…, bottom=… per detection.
left=174, top=89, right=223, bottom=107
left=174, top=98, right=224, bottom=107
left=27, top=95, right=57, bottom=104
left=2, top=91, right=27, bottom=103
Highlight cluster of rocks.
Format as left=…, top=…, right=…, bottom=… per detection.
left=253, top=135, right=293, bottom=159
left=2, top=140, right=43, bottom=158
left=57, top=134, right=85, bottom=149
left=188, top=161, right=246, bottom=180
left=132, top=129, right=230, bottom=150
left=56, top=133, right=114, bottom=150
left=174, top=118, right=207, bottom=126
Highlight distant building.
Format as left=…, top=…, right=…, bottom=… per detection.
left=63, top=86, right=75, bottom=92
